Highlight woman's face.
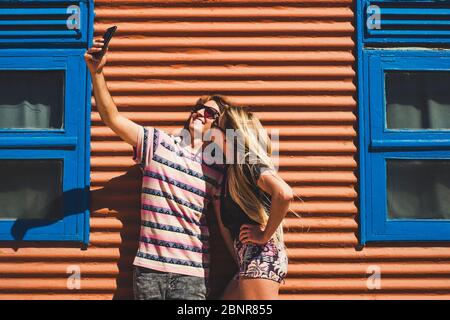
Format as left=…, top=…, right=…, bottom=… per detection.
left=212, top=113, right=228, bottom=162
left=217, top=113, right=226, bottom=132
left=217, top=113, right=228, bottom=137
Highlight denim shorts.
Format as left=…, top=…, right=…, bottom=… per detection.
left=132, top=266, right=208, bottom=300
left=233, top=238, right=288, bottom=284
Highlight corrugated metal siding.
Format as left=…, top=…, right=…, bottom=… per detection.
left=1, top=0, right=450, bottom=300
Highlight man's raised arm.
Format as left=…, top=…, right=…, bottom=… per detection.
left=84, top=37, right=141, bottom=147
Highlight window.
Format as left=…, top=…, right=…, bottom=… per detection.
left=0, top=1, right=93, bottom=244
left=0, top=70, right=65, bottom=130
left=387, top=159, right=450, bottom=220
left=385, top=71, right=450, bottom=130
left=0, top=160, right=63, bottom=220
left=358, top=0, right=450, bottom=243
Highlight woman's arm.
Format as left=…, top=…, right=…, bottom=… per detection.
left=239, top=170, right=294, bottom=244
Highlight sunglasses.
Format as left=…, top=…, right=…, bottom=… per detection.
left=191, top=104, right=220, bottom=120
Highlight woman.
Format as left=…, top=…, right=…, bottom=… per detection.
left=212, top=105, right=294, bottom=300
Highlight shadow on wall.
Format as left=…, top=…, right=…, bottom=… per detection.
left=90, top=167, right=141, bottom=300
left=4, top=165, right=236, bottom=300
left=6, top=187, right=89, bottom=246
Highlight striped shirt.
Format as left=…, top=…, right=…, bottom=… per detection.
left=132, top=126, right=224, bottom=278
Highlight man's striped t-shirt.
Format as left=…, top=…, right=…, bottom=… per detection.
left=132, top=126, right=224, bottom=278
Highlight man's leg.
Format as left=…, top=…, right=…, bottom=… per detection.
left=133, top=266, right=168, bottom=300
left=166, top=273, right=207, bottom=300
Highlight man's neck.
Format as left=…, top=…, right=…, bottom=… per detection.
left=187, top=128, right=204, bottom=153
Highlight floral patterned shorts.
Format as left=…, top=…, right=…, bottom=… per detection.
left=233, top=237, right=288, bottom=284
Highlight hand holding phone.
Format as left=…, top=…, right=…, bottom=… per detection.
left=92, top=26, right=117, bottom=60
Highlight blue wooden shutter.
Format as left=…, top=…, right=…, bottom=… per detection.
left=0, top=0, right=89, bottom=44
left=365, top=0, right=450, bottom=43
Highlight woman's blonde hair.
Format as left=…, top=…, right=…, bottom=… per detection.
left=222, top=105, right=286, bottom=244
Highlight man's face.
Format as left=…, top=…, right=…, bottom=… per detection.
left=188, top=100, right=221, bottom=137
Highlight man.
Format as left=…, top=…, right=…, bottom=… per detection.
left=84, top=38, right=227, bottom=300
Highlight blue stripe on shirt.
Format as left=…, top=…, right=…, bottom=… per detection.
left=140, top=236, right=209, bottom=254
left=144, top=170, right=211, bottom=200
left=136, top=251, right=208, bottom=269
left=141, top=203, right=205, bottom=227
left=142, top=187, right=205, bottom=213
left=141, top=220, right=209, bottom=242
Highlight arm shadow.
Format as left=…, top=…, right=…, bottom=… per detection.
left=3, top=166, right=142, bottom=299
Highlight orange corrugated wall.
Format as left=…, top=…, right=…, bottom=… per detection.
left=1, top=0, right=450, bottom=300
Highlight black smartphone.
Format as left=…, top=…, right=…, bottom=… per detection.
left=92, top=25, right=117, bottom=60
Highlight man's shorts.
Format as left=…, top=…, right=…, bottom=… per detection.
left=133, top=266, right=208, bottom=300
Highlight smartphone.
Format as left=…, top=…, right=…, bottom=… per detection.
left=92, top=25, right=117, bottom=60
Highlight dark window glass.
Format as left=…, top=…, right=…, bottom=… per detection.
left=387, top=159, right=450, bottom=219
left=0, top=70, right=64, bottom=129
left=385, top=71, right=450, bottom=130
left=0, top=160, right=63, bottom=219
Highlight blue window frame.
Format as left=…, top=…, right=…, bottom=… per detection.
left=0, top=150, right=81, bottom=241
left=358, top=0, right=450, bottom=244
left=368, top=52, right=450, bottom=149
left=0, top=0, right=94, bottom=245
left=370, top=151, right=450, bottom=241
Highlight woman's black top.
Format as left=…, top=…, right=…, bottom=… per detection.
left=220, top=163, right=272, bottom=240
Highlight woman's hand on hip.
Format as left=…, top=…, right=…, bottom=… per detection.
left=239, top=224, right=269, bottom=245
